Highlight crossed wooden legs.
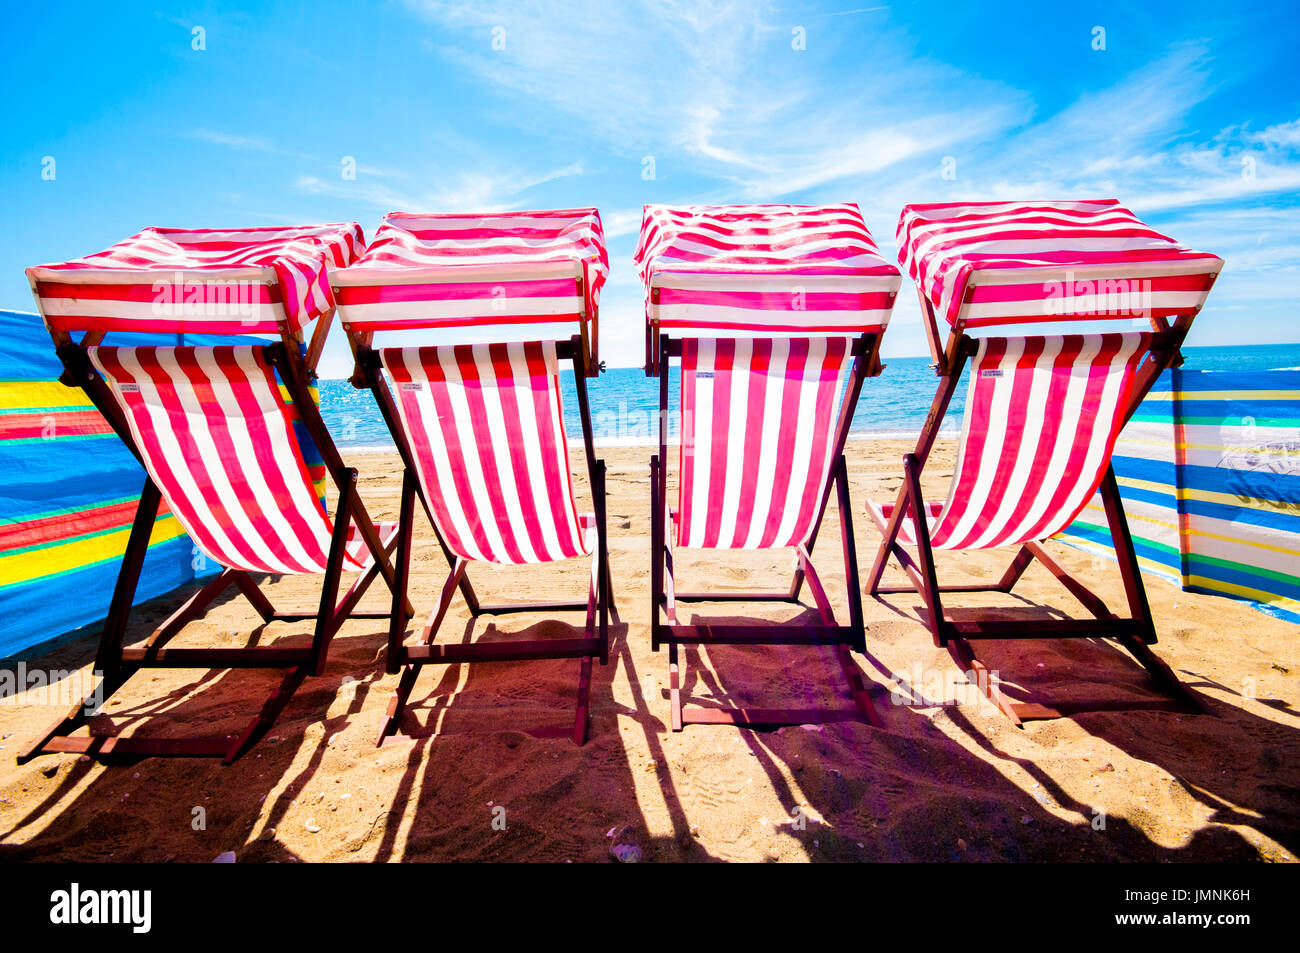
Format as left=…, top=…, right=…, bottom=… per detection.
left=17, top=469, right=404, bottom=765
left=377, top=468, right=611, bottom=747
left=652, top=454, right=881, bottom=731
left=867, top=457, right=1200, bottom=726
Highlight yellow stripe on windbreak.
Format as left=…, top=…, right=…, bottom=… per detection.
left=1077, top=497, right=1180, bottom=533
left=1116, top=475, right=1290, bottom=511
left=1186, top=575, right=1300, bottom=615
left=1143, top=390, right=1300, bottom=402
left=1120, top=436, right=1298, bottom=455
left=0, top=515, right=187, bottom=588
left=0, top=380, right=94, bottom=412
left=1057, top=536, right=1186, bottom=587
left=1185, top=525, right=1300, bottom=559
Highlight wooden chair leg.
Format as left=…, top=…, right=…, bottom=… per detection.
left=377, top=559, right=466, bottom=745
left=573, top=656, right=593, bottom=745
left=668, top=642, right=684, bottom=732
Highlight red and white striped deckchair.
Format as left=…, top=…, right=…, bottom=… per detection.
left=635, top=204, right=900, bottom=730
left=868, top=199, right=1224, bottom=725
left=335, top=209, right=610, bottom=745
left=20, top=225, right=406, bottom=764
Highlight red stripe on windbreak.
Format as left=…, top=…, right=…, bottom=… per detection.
left=700, top=340, right=735, bottom=548
left=757, top=339, right=811, bottom=549
left=94, top=347, right=231, bottom=567
left=489, top=343, right=549, bottom=561
left=400, top=349, right=476, bottom=561
left=932, top=338, right=1007, bottom=548
left=0, top=410, right=112, bottom=440
left=728, top=340, right=772, bottom=549
left=457, top=346, right=525, bottom=564
left=677, top=339, right=697, bottom=543
left=337, top=278, right=577, bottom=305
left=787, top=338, right=845, bottom=546
left=0, top=498, right=172, bottom=550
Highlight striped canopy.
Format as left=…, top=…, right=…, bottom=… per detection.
left=27, top=224, right=365, bottom=335
left=896, top=199, right=1223, bottom=330
left=334, top=209, right=608, bottom=336
left=635, top=204, right=900, bottom=335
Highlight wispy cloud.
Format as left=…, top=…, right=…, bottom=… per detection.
left=186, top=129, right=319, bottom=161
left=404, top=0, right=1027, bottom=202
left=295, top=160, right=588, bottom=213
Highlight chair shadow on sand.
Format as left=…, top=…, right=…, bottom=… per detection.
left=362, top=586, right=733, bottom=861
left=655, top=539, right=1296, bottom=862
left=4, top=540, right=1297, bottom=862
left=863, top=567, right=1300, bottom=860
left=0, top=573, right=399, bottom=863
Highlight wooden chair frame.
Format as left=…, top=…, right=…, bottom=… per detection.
left=864, top=288, right=1217, bottom=725
left=17, top=313, right=409, bottom=764
left=650, top=332, right=884, bottom=731
left=350, top=334, right=612, bottom=746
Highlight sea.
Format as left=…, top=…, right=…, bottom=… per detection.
left=317, top=343, right=1300, bottom=452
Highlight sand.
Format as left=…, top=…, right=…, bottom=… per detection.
left=1, top=441, right=1297, bottom=863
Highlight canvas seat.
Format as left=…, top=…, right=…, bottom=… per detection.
left=637, top=204, right=901, bottom=730
left=20, top=224, right=406, bottom=764
left=336, top=209, right=611, bottom=745
left=867, top=199, right=1224, bottom=725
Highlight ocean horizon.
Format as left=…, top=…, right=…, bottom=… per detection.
left=317, top=342, right=1300, bottom=452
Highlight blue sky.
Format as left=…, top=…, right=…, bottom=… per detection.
left=1, top=1, right=1296, bottom=375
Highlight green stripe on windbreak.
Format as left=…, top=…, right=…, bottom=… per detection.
left=1065, top=521, right=1181, bottom=558
left=1134, top=414, right=1300, bottom=428
left=0, top=406, right=93, bottom=416
left=3, top=431, right=116, bottom=447
left=1186, top=552, right=1300, bottom=587
left=2, top=433, right=114, bottom=447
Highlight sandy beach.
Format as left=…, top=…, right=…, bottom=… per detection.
left=1, top=441, right=1296, bottom=863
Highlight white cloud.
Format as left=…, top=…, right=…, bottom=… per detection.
left=295, top=160, right=587, bottom=213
